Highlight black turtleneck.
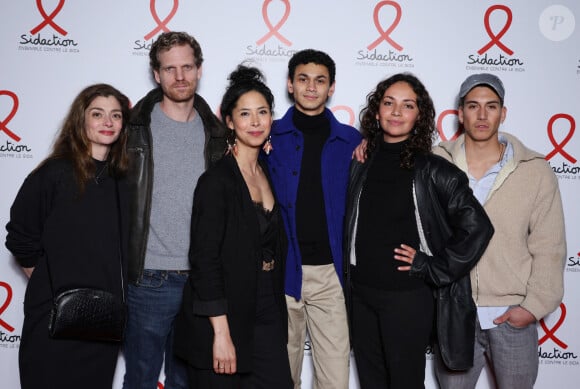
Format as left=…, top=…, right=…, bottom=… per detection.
left=293, top=109, right=333, bottom=266
left=353, top=140, right=424, bottom=290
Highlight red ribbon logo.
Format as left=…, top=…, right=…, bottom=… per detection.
left=30, top=0, right=67, bottom=36
left=437, top=109, right=463, bottom=141
left=0, top=90, right=21, bottom=142
left=256, top=0, right=292, bottom=46
left=538, top=303, right=567, bottom=349
left=144, top=0, right=179, bottom=41
left=367, top=1, right=403, bottom=51
left=478, top=5, right=514, bottom=55
left=331, top=105, right=355, bottom=126
left=545, top=113, right=576, bottom=163
left=0, top=282, right=15, bottom=332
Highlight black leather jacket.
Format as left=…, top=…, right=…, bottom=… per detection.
left=344, top=151, right=494, bottom=370
left=125, top=88, right=226, bottom=283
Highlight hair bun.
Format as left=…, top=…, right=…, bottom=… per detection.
left=228, top=65, right=265, bottom=86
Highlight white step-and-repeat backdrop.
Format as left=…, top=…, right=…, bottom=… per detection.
left=1, top=1, right=579, bottom=388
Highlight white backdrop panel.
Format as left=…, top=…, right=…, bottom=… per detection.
left=1, top=1, right=579, bottom=388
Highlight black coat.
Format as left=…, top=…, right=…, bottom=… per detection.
left=344, top=151, right=494, bottom=370
left=174, top=155, right=288, bottom=372
left=5, top=158, right=128, bottom=387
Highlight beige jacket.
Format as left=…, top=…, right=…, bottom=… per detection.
left=433, top=132, right=566, bottom=320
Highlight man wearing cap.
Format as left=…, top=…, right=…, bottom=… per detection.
left=433, top=73, right=566, bottom=389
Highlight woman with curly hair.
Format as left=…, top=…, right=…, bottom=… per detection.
left=344, top=73, right=494, bottom=388
left=5, top=83, right=131, bottom=388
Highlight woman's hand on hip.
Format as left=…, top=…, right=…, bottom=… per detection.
left=394, top=244, right=417, bottom=272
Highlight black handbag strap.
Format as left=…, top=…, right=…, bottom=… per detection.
left=114, top=178, right=126, bottom=303
left=46, top=176, right=125, bottom=303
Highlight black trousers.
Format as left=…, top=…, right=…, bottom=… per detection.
left=352, top=282, right=435, bottom=389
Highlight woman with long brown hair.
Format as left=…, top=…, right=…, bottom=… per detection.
left=5, top=83, right=131, bottom=388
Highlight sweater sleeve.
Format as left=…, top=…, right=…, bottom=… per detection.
left=519, top=166, right=566, bottom=320
left=5, top=165, right=56, bottom=268
left=188, top=170, right=229, bottom=317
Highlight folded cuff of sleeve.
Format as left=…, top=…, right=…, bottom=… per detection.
left=192, top=298, right=228, bottom=317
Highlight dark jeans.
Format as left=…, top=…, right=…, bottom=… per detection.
left=122, top=269, right=189, bottom=389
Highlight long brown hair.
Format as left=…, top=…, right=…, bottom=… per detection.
left=45, top=83, right=131, bottom=192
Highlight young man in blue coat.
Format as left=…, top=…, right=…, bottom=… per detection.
left=265, top=49, right=362, bottom=389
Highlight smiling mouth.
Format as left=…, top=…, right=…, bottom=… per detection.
left=100, top=131, right=115, bottom=136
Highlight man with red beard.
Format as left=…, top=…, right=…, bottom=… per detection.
left=123, top=31, right=226, bottom=389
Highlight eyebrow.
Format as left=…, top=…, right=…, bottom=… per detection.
left=384, top=95, right=416, bottom=103
left=162, top=62, right=194, bottom=68
left=88, top=107, right=122, bottom=113
left=238, top=106, right=269, bottom=111
left=464, top=99, right=501, bottom=105
left=297, top=73, right=327, bottom=79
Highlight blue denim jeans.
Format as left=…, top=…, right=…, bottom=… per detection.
left=122, top=269, right=189, bottom=389
left=435, top=317, right=539, bottom=389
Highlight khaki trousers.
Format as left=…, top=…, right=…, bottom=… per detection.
left=286, top=264, right=350, bottom=389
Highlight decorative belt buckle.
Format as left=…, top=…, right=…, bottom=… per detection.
left=262, top=260, right=275, bottom=272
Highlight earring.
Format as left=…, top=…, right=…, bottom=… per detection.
left=263, top=135, right=273, bottom=155
left=226, top=138, right=238, bottom=152
left=226, top=132, right=238, bottom=155
left=376, top=119, right=380, bottom=129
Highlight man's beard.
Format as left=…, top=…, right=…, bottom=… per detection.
left=163, top=82, right=195, bottom=103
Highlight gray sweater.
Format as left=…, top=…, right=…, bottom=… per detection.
left=144, top=103, right=205, bottom=270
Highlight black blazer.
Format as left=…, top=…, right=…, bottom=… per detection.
left=174, top=154, right=288, bottom=372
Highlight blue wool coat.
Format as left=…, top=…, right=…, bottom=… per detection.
left=264, top=106, right=361, bottom=300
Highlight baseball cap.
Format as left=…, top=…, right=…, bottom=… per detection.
left=458, top=73, right=505, bottom=101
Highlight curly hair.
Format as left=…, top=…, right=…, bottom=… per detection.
left=359, top=73, right=436, bottom=169
left=46, top=83, right=131, bottom=193
left=149, top=31, right=203, bottom=71
left=220, top=64, right=274, bottom=148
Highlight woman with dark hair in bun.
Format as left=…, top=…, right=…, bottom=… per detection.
left=174, top=65, right=292, bottom=388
